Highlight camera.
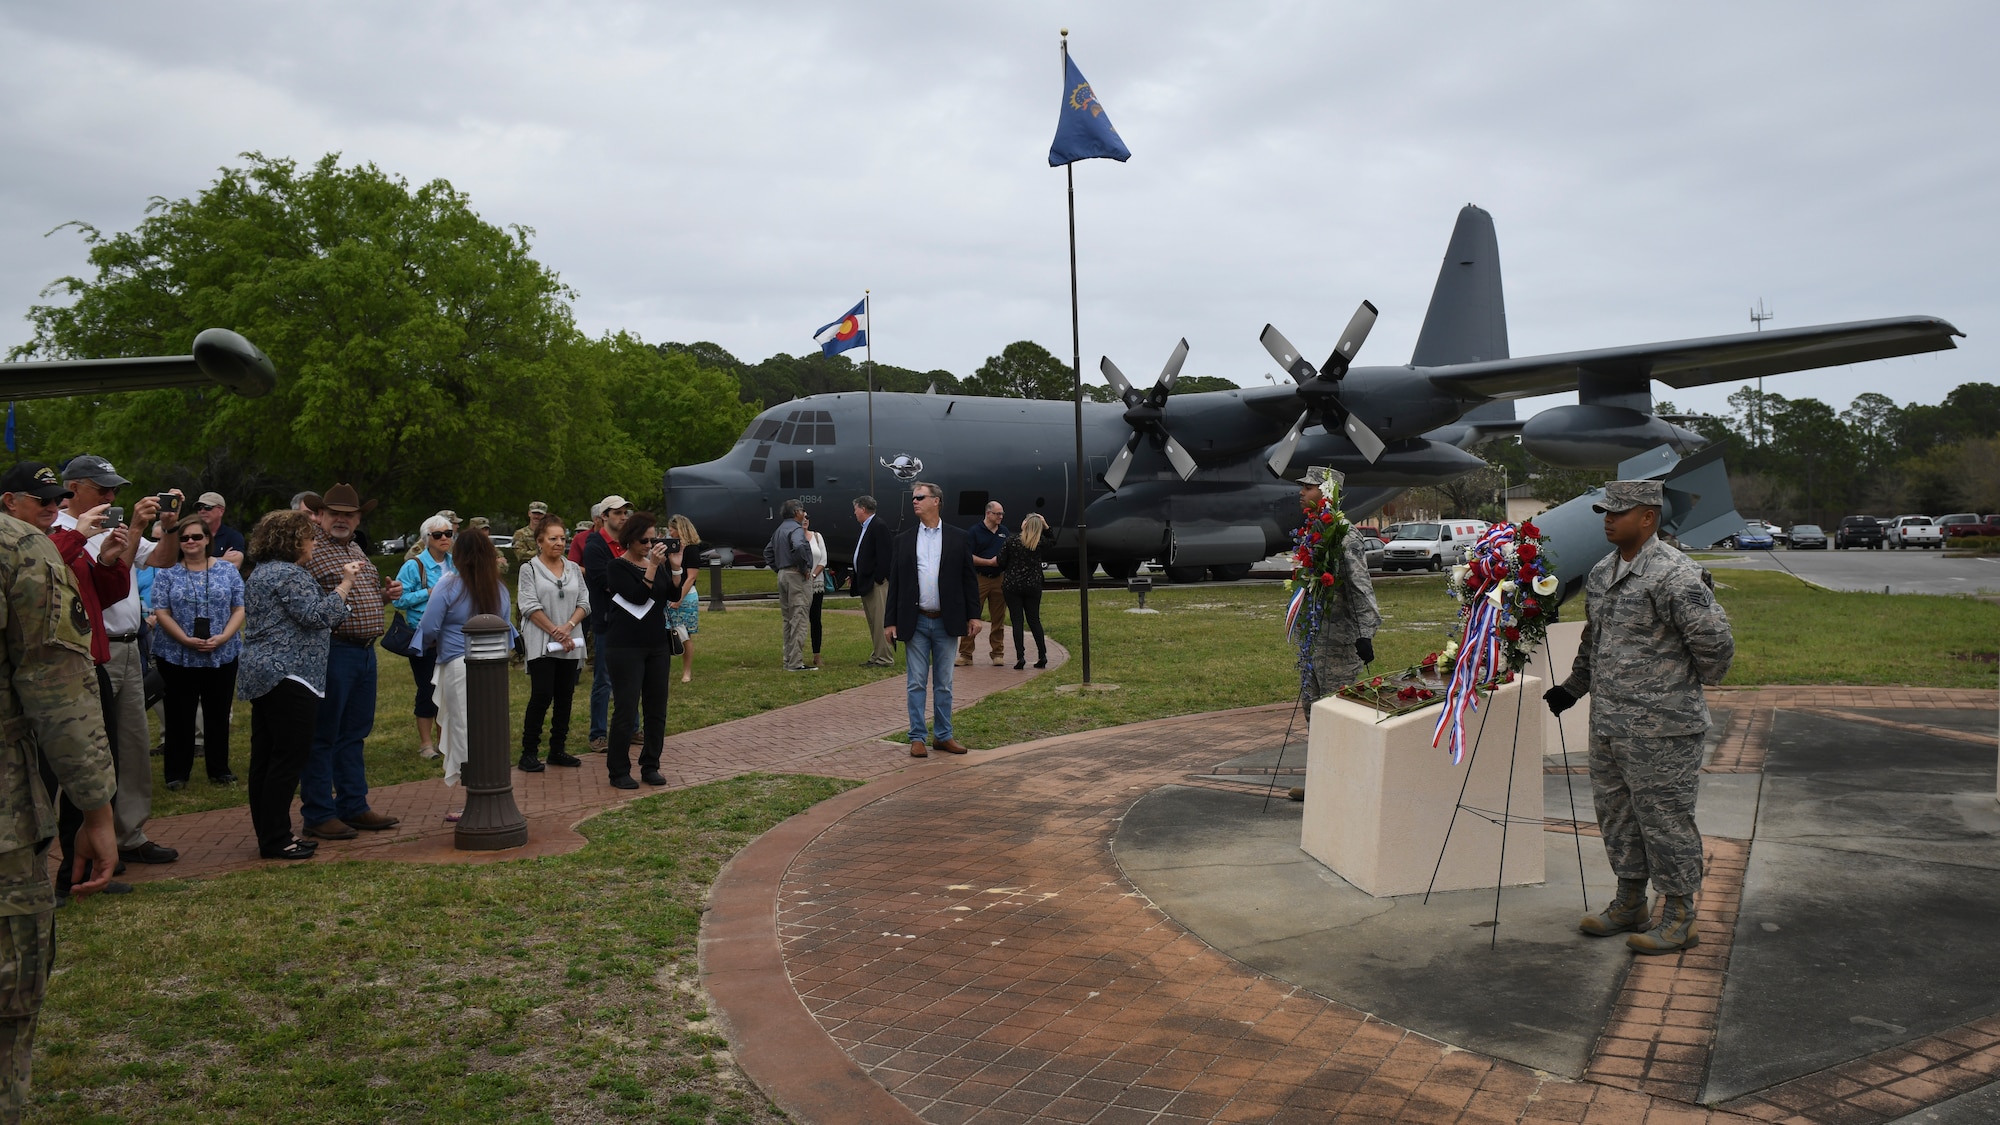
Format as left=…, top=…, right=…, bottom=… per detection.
left=157, top=492, right=181, bottom=516
left=192, top=616, right=212, bottom=640
left=661, top=536, right=682, bottom=553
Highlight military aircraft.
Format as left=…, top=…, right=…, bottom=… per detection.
left=1, top=328, right=276, bottom=400
left=663, top=206, right=1960, bottom=582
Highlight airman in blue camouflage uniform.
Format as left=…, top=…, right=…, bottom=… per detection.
left=1296, top=467, right=1381, bottom=702
left=1545, top=479, right=1734, bottom=954
left=0, top=493, right=121, bottom=1121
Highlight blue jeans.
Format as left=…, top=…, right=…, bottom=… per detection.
left=590, top=643, right=613, bottom=741
left=301, top=641, right=377, bottom=826
left=904, top=614, right=956, bottom=745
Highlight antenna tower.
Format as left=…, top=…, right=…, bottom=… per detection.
left=1750, top=299, right=1775, bottom=446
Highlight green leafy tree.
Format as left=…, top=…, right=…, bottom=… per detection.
left=576, top=332, right=759, bottom=509
left=11, top=152, right=618, bottom=530
left=963, top=341, right=1072, bottom=400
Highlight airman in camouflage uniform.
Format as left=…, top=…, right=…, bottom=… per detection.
left=1296, top=467, right=1381, bottom=702
left=1546, top=479, right=1733, bottom=954
left=509, top=502, right=547, bottom=564
left=0, top=506, right=120, bottom=1121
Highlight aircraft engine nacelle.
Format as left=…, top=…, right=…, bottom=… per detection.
left=1520, top=405, right=1698, bottom=469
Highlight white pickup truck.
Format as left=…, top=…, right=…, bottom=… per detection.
left=1885, top=515, right=1944, bottom=549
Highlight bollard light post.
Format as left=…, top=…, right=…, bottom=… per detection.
left=457, top=613, right=528, bottom=850
left=706, top=550, right=727, bottom=612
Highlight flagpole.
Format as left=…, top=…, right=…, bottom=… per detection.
left=1063, top=29, right=1092, bottom=685
left=865, top=289, right=876, bottom=497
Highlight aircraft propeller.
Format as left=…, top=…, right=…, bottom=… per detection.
left=1099, top=338, right=1198, bottom=491
left=1262, top=300, right=1387, bottom=476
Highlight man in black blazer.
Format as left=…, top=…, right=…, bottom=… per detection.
left=850, top=495, right=895, bottom=666
left=883, top=481, right=982, bottom=757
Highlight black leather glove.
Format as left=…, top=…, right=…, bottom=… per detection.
left=1544, top=685, right=1577, bottom=716
left=1355, top=636, right=1374, bottom=664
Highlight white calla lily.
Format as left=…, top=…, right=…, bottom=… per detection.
left=1533, top=575, right=1559, bottom=595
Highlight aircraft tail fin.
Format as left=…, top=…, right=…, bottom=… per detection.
left=1411, top=205, right=1509, bottom=367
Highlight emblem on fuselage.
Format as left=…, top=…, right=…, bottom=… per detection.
left=880, top=454, right=924, bottom=481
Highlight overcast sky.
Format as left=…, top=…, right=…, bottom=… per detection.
left=2, top=2, right=1992, bottom=424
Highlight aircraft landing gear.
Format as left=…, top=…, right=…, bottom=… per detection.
left=1099, top=558, right=1139, bottom=582
left=1208, top=563, right=1252, bottom=582
left=1163, top=565, right=1207, bottom=584
left=1055, top=560, right=1082, bottom=583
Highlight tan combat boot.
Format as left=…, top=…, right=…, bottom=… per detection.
left=1579, top=879, right=1651, bottom=937
left=1627, top=894, right=1700, bottom=954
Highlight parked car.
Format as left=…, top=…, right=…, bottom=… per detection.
left=379, top=531, right=416, bottom=555
left=1834, top=515, right=1885, bottom=549
left=1885, top=515, right=1944, bottom=549
left=1786, top=524, right=1827, bottom=550
left=1729, top=524, right=1775, bottom=550
left=1381, top=519, right=1490, bottom=572
left=1361, top=535, right=1387, bottom=572
left=1936, top=513, right=2000, bottom=539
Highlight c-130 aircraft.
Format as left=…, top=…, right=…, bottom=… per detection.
left=664, top=206, right=1959, bottom=582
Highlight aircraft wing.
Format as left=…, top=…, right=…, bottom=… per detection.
left=0, top=329, right=276, bottom=401
left=1422, top=315, right=1962, bottom=401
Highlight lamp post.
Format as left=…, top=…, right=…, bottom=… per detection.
left=456, top=613, right=527, bottom=850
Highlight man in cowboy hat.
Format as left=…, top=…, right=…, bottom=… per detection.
left=1546, top=479, right=1734, bottom=955
left=299, top=484, right=405, bottom=840
left=1294, top=466, right=1380, bottom=703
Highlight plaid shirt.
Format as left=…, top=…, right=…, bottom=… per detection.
left=306, top=525, right=388, bottom=641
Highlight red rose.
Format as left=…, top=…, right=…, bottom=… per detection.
left=1419, top=689, right=1435, bottom=700
left=1318, top=571, right=1337, bottom=587
left=1522, top=598, right=1539, bottom=617
left=1370, top=676, right=1384, bottom=687
left=1520, top=521, right=1540, bottom=538
left=1519, top=541, right=1538, bottom=561
left=1504, top=626, right=1521, bottom=641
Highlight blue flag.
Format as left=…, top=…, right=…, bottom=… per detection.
left=813, top=299, right=868, bottom=357
left=1048, top=53, right=1131, bottom=167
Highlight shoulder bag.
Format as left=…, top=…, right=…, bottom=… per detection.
left=381, top=557, right=431, bottom=656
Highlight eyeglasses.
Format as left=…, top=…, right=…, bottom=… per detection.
left=30, top=495, right=63, bottom=507
left=913, top=494, right=937, bottom=504
left=181, top=534, right=208, bottom=543
left=430, top=531, right=454, bottom=539
left=639, top=536, right=664, bottom=545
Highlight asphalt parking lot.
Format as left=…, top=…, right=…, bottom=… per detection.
left=1702, top=545, right=2000, bottom=595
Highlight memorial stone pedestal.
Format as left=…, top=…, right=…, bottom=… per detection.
left=1301, top=675, right=1546, bottom=898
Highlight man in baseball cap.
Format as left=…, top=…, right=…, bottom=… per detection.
left=1547, top=477, right=1734, bottom=955
left=191, top=491, right=247, bottom=569
left=0, top=462, right=72, bottom=512
left=60, top=454, right=130, bottom=489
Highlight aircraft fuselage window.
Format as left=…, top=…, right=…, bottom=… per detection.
left=779, top=460, right=815, bottom=489
left=958, top=490, right=989, bottom=517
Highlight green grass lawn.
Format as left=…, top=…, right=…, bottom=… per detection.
left=38, top=774, right=852, bottom=1124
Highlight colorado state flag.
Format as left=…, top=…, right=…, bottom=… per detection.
left=813, top=299, right=868, bottom=357
left=1048, top=53, right=1131, bottom=167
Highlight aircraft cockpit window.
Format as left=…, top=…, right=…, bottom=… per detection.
left=814, top=424, right=836, bottom=444
left=777, top=421, right=796, bottom=443
left=752, top=419, right=780, bottom=441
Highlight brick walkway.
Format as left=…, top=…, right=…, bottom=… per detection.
left=703, top=687, right=2000, bottom=1125
left=118, top=631, right=1068, bottom=881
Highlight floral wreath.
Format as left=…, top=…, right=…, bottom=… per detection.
left=1282, top=480, right=1354, bottom=700
left=1432, top=520, right=1559, bottom=762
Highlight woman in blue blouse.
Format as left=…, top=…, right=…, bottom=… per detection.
left=152, top=515, right=248, bottom=788
left=416, top=528, right=515, bottom=810
left=239, top=510, right=363, bottom=860
left=392, top=514, right=457, bottom=760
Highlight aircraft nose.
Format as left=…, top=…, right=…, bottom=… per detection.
left=662, top=465, right=759, bottom=550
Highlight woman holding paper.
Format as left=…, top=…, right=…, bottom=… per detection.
left=517, top=515, right=591, bottom=772
left=603, top=511, right=682, bottom=790
left=415, top=528, right=515, bottom=814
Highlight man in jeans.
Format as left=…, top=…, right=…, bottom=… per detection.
left=582, top=496, right=632, bottom=751
left=883, top=482, right=982, bottom=757
left=768, top=500, right=815, bottom=671
left=299, top=484, right=404, bottom=840
left=959, top=500, right=1010, bottom=667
